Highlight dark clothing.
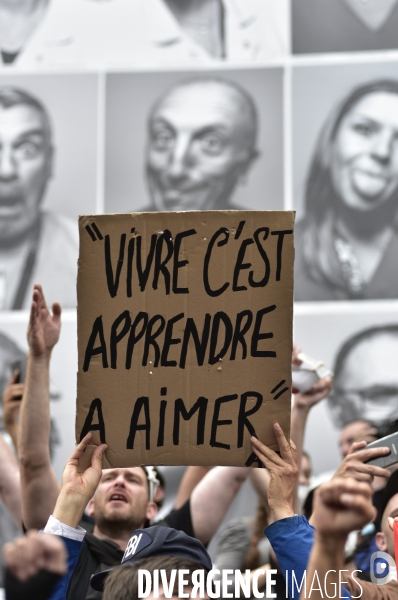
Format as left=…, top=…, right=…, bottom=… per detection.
left=1, top=50, right=19, bottom=64
left=4, top=536, right=82, bottom=600
left=293, top=0, right=398, bottom=54
left=5, top=570, right=61, bottom=600
left=67, top=499, right=193, bottom=599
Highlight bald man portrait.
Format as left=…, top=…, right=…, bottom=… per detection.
left=327, top=324, right=398, bottom=428
left=1, top=0, right=287, bottom=68
left=141, top=77, right=259, bottom=212
left=105, top=69, right=283, bottom=212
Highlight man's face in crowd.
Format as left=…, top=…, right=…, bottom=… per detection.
left=0, top=103, right=52, bottom=244
left=146, top=82, right=256, bottom=211
left=88, top=467, right=157, bottom=530
left=377, top=493, right=398, bottom=557
left=338, top=420, right=375, bottom=458
left=335, top=333, right=398, bottom=425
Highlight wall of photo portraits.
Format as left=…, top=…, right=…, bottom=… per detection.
left=1, top=0, right=398, bottom=554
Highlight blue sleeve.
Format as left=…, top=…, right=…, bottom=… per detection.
left=265, top=516, right=351, bottom=600
left=46, top=537, right=83, bottom=600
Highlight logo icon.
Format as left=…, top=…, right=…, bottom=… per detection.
left=123, top=533, right=143, bottom=560
left=122, top=530, right=153, bottom=563
left=370, top=551, right=396, bottom=585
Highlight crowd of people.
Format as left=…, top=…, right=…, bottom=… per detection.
left=0, top=283, right=395, bottom=599
left=0, top=2, right=397, bottom=599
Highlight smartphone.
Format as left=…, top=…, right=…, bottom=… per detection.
left=10, top=360, right=25, bottom=384
left=364, top=431, right=398, bottom=468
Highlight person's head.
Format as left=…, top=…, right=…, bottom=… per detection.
left=0, top=87, right=53, bottom=245
left=87, top=467, right=158, bottom=536
left=146, top=78, right=258, bottom=211
left=376, top=470, right=398, bottom=557
left=328, top=324, right=398, bottom=427
left=338, top=419, right=377, bottom=458
left=103, top=556, right=208, bottom=600
left=92, top=526, right=212, bottom=596
left=306, top=79, right=398, bottom=223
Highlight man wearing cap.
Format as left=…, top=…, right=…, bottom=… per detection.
left=91, top=526, right=212, bottom=598
left=18, top=285, right=251, bottom=599
left=40, top=434, right=216, bottom=600
left=35, top=434, right=211, bottom=600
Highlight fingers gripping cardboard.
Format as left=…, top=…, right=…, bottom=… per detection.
left=76, top=211, right=294, bottom=468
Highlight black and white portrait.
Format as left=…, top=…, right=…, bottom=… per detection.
left=0, top=74, right=98, bottom=310
left=105, top=68, right=284, bottom=213
left=0, top=0, right=104, bottom=68
left=0, top=315, right=77, bottom=477
left=294, top=304, right=398, bottom=475
left=328, top=323, right=398, bottom=429
left=293, top=63, right=398, bottom=301
left=101, top=0, right=288, bottom=65
left=292, top=0, right=398, bottom=54
left=0, top=0, right=287, bottom=69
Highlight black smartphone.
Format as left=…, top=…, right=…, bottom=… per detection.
left=10, top=360, right=25, bottom=384
left=364, top=432, right=398, bottom=468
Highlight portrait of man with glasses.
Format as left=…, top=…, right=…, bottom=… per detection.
left=328, top=323, right=398, bottom=427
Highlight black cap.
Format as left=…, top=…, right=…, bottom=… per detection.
left=90, top=526, right=212, bottom=591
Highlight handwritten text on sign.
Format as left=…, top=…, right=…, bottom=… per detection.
left=76, top=211, right=294, bottom=468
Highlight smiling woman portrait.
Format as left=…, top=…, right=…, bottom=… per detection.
left=295, top=79, right=398, bottom=301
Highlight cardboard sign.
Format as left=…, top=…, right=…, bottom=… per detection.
left=76, top=211, right=294, bottom=469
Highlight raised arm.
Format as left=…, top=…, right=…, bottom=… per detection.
left=251, top=423, right=299, bottom=522
left=175, top=466, right=210, bottom=509
left=190, top=465, right=249, bottom=545
left=251, top=426, right=313, bottom=599
left=51, top=433, right=107, bottom=528
left=0, top=433, right=22, bottom=528
left=302, top=478, right=375, bottom=600
left=291, top=378, right=332, bottom=470
left=18, top=284, right=62, bottom=529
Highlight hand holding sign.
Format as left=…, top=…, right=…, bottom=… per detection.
left=77, top=211, right=294, bottom=468
left=53, top=433, right=108, bottom=528
left=251, top=423, right=298, bottom=521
